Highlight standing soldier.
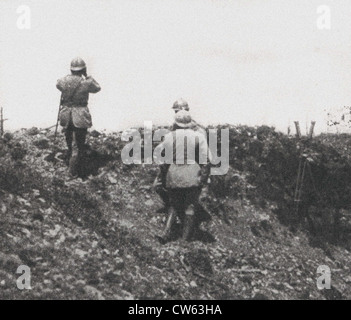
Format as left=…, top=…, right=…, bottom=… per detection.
left=56, top=57, right=101, bottom=175
left=155, top=110, right=211, bottom=243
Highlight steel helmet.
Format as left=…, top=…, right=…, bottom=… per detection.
left=174, top=110, right=192, bottom=128
left=172, top=98, right=189, bottom=112
left=70, top=57, right=86, bottom=71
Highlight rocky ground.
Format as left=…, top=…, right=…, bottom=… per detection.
left=0, top=127, right=351, bottom=300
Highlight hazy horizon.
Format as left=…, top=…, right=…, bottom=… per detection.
left=1, top=0, right=351, bottom=134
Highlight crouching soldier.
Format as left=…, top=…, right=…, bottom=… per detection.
left=155, top=110, right=211, bottom=244
left=171, top=98, right=207, bottom=137
left=56, top=57, right=101, bottom=175
left=154, top=99, right=207, bottom=213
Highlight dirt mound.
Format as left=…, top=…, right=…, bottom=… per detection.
left=206, top=125, right=351, bottom=249
left=0, top=127, right=351, bottom=299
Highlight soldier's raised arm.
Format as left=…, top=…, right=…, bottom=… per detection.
left=56, top=78, right=64, bottom=91
left=86, top=76, right=101, bottom=93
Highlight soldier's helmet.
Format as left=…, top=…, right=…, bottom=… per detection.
left=70, top=57, right=86, bottom=71
left=174, top=110, right=192, bottom=128
left=172, top=98, right=189, bottom=112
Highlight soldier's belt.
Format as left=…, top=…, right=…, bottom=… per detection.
left=63, top=103, right=88, bottom=108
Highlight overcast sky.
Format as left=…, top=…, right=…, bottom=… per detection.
left=1, top=0, right=350, bottom=133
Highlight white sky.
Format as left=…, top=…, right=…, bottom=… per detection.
left=1, top=0, right=351, bottom=133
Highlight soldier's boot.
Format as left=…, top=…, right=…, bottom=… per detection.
left=192, top=216, right=201, bottom=239
left=65, top=147, right=72, bottom=166
left=156, top=207, right=177, bottom=244
left=182, top=205, right=195, bottom=242
left=65, top=129, right=73, bottom=165
left=70, top=143, right=86, bottom=178
left=155, top=186, right=170, bottom=214
left=192, top=203, right=208, bottom=238
left=68, top=150, right=79, bottom=178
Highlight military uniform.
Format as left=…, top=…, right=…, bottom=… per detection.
left=170, top=120, right=207, bottom=137
left=56, top=58, right=101, bottom=174
left=156, top=111, right=211, bottom=243
left=155, top=120, right=208, bottom=212
left=57, top=74, right=100, bottom=129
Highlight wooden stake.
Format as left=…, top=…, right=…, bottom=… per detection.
left=308, top=121, right=316, bottom=139
left=294, top=121, right=301, bottom=138
left=294, top=121, right=316, bottom=218
left=0, top=107, right=8, bottom=136
left=0, top=107, right=3, bottom=136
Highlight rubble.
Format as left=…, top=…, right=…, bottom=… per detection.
left=0, top=126, right=350, bottom=299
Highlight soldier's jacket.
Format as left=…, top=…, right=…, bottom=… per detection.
left=56, top=74, right=101, bottom=128
left=157, top=129, right=212, bottom=189
left=155, top=121, right=209, bottom=188
left=170, top=120, right=207, bottom=138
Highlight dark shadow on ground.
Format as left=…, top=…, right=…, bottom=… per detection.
left=46, top=145, right=114, bottom=179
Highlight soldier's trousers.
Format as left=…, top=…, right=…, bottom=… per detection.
left=155, top=185, right=170, bottom=210
left=157, top=185, right=211, bottom=223
left=164, top=187, right=201, bottom=240
left=168, top=187, right=201, bottom=220
left=65, top=122, right=87, bottom=156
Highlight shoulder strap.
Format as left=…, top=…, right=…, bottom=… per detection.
left=69, top=78, right=83, bottom=100
left=62, top=77, right=83, bottom=105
